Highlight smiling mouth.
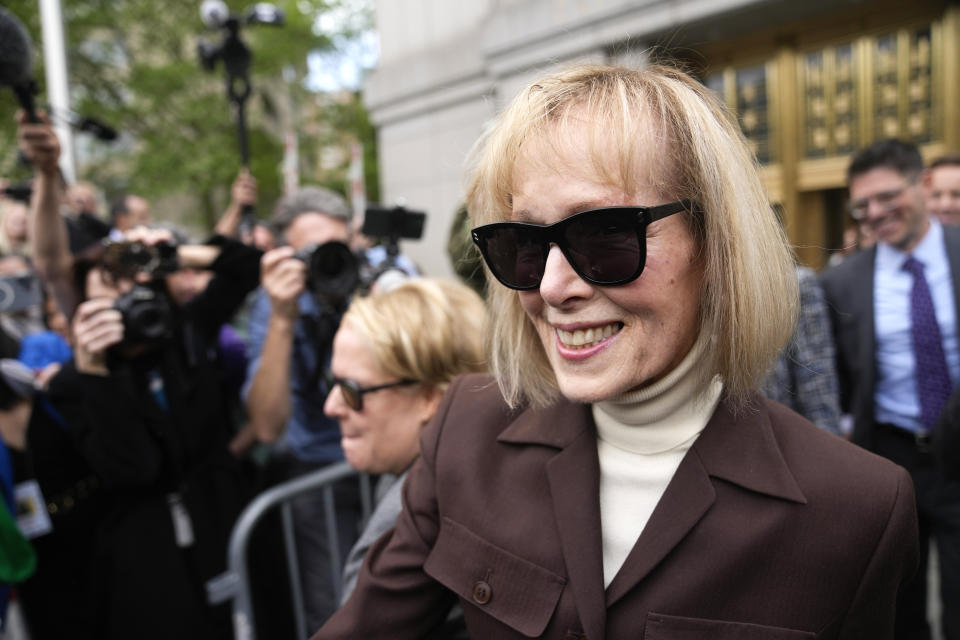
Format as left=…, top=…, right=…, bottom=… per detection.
left=556, top=323, right=623, bottom=349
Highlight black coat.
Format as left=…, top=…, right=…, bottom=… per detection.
left=43, top=236, right=261, bottom=640
left=935, top=384, right=960, bottom=481
left=12, top=398, right=107, bottom=640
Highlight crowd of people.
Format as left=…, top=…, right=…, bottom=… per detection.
left=0, top=61, right=959, bottom=640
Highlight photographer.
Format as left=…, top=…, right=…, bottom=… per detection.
left=244, top=187, right=370, bottom=632
left=18, top=111, right=263, bottom=639
left=108, top=193, right=152, bottom=232
left=51, top=231, right=260, bottom=639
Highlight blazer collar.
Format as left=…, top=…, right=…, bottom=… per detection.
left=496, top=392, right=806, bottom=629
left=496, top=398, right=593, bottom=449
left=499, top=393, right=806, bottom=504
left=604, top=394, right=807, bottom=606
left=692, top=393, right=807, bottom=504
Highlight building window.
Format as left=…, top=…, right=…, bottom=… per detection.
left=736, top=64, right=771, bottom=164
left=801, top=42, right=859, bottom=159
left=908, top=26, right=934, bottom=143
left=704, top=62, right=774, bottom=165
left=871, top=26, right=934, bottom=143
left=873, top=32, right=900, bottom=140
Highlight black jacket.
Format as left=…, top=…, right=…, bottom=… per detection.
left=44, top=236, right=261, bottom=640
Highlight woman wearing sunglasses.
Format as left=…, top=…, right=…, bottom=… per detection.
left=322, top=277, right=486, bottom=614
left=315, top=65, right=917, bottom=639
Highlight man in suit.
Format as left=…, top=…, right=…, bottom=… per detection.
left=821, top=138, right=960, bottom=639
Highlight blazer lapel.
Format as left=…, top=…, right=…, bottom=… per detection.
left=500, top=402, right=606, bottom=640
left=605, top=396, right=806, bottom=607
left=547, top=429, right=606, bottom=640
left=855, top=248, right=877, bottom=437
left=604, top=441, right=715, bottom=606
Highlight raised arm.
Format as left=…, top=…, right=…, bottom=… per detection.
left=214, top=168, right=257, bottom=238
left=244, top=247, right=305, bottom=443
left=17, top=111, right=76, bottom=317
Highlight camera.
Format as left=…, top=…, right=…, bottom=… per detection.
left=113, top=284, right=173, bottom=346
left=289, top=206, right=427, bottom=304
left=0, top=273, right=41, bottom=313
left=101, top=240, right=179, bottom=280
left=358, top=204, right=426, bottom=293
left=295, top=241, right=360, bottom=305
left=362, top=205, right=425, bottom=241
left=2, top=182, right=31, bottom=204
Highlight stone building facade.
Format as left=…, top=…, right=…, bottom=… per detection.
left=364, top=0, right=960, bottom=276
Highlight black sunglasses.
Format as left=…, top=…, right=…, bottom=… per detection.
left=470, top=200, right=695, bottom=290
left=324, top=371, right=418, bottom=412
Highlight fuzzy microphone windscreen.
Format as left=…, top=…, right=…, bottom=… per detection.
left=0, top=7, right=34, bottom=88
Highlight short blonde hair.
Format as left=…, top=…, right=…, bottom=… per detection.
left=342, top=277, right=488, bottom=390
left=466, top=63, right=798, bottom=409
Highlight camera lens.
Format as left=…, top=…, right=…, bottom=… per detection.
left=114, top=285, right=172, bottom=345
left=302, top=241, right=360, bottom=303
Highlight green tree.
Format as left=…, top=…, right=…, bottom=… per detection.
left=301, top=89, right=379, bottom=205
left=0, top=0, right=376, bottom=232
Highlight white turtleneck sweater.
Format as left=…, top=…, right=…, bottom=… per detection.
left=592, top=335, right=723, bottom=588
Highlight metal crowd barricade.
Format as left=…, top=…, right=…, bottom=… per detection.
left=206, top=461, right=373, bottom=640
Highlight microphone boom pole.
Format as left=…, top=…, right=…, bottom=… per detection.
left=223, top=23, right=253, bottom=169
left=198, top=2, right=284, bottom=232
left=223, top=23, right=256, bottom=231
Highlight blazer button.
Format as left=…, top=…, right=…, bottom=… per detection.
left=472, top=580, right=492, bottom=604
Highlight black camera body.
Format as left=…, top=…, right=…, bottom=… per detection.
left=2, top=182, right=31, bottom=204
left=113, top=284, right=173, bottom=347
left=362, top=205, right=425, bottom=241
left=289, top=206, right=427, bottom=304
left=295, top=241, right=360, bottom=306
left=0, top=273, right=40, bottom=313
left=356, top=205, right=426, bottom=293
left=101, top=240, right=179, bottom=281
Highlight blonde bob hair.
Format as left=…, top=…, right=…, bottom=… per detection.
left=465, top=63, right=798, bottom=409
left=341, top=277, right=488, bottom=391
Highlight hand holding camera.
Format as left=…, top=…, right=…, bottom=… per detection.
left=260, top=246, right=306, bottom=320
left=260, top=241, right=360, bottom=319
left=72, top=297, right=123, bottom=376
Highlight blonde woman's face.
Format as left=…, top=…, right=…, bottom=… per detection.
left=512, top=129, right=703, bottom=403
left=324, top=323, right=429, bottom=476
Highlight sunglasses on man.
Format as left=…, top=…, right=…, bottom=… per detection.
left=471, top=200, right=696, bottom=290
left=323, top=370, right=418, bottom=412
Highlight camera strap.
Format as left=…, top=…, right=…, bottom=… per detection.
left=297, top=307, right=341, bottom=394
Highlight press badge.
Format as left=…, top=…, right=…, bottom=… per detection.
left=167, top=492, right=195, bottom=548
left=15, top=480, right=53, bottom=539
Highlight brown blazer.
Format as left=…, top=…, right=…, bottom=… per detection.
left=314, top=374, right=918, bottom=639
